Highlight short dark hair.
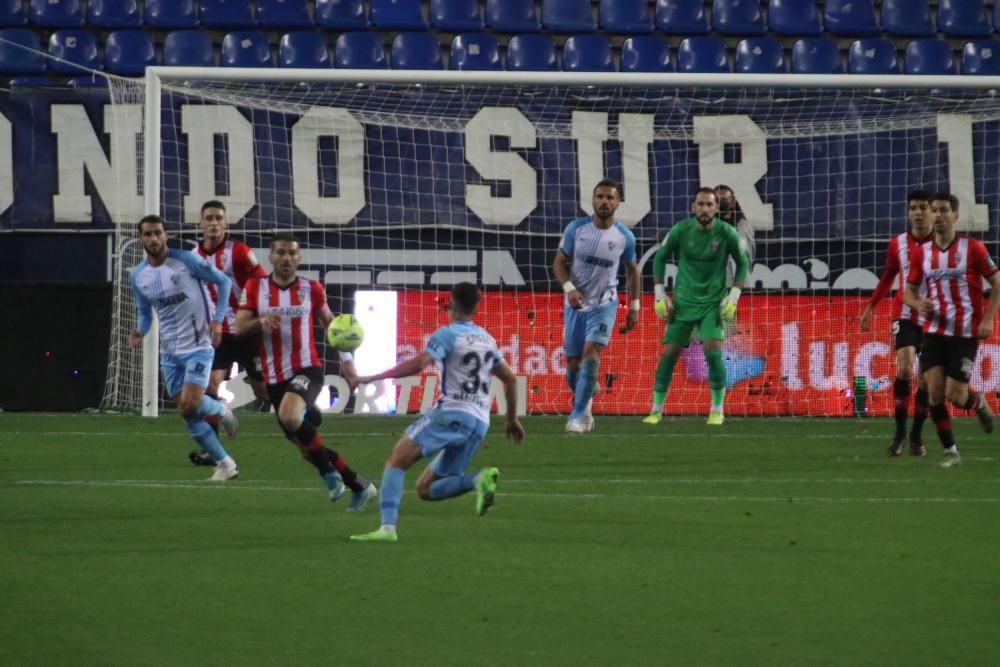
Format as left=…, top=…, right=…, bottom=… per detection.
left=201, top=200, right=226, bottom=215
left=695, top=186, right=718, bottom=202
left=593, top=178, right=621, bottom=198
left=270, top=232, right=299, bottom=249
left=450, top=282, right=481, bottom=317
left=906, top=190, right=932, bottom=205
left=137, top=214, right=164, bottom=232
left=931, top=192, right=960, bottom=212
left=714, top=184, right=733, bottom=194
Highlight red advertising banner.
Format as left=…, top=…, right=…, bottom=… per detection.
left=395, top=292, right=1000, bottom=416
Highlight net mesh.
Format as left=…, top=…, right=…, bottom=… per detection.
left=102, top=74, right=1000, bottom=417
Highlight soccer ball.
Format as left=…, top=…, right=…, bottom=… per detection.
left=326, top=313, right=364, bottom=351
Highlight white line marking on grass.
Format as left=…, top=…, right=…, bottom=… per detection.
left=11, top=480, right=1000, bottom=504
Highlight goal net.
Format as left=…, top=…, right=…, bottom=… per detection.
left=102, top=70, right=1000, bottom=418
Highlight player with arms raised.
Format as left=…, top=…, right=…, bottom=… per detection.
left=643, top=187, right=749, bottom=425
left=859, top=190, right=934, bottom=457
left=904, top=193, right=999, bottom=468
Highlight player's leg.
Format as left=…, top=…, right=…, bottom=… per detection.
left=889, top=342, right=917, bottom=456
left=563, top=304, right=585, bottom=414
left=644, top=313, right=692, bottom=423
left=169, top=351, right=238, bottom=480
left=567, top=303, right=615, bottom=432
left=909, top=372, right=930, bottom=456
left=943, top=338, right=992, bottom=434
left=239, top=337, right=271, bottom=411
left=921, top=336, right=959, bottom=466
left=415, top=417, right=490, bottom=509
left=699, top=310, right=727, bottom=425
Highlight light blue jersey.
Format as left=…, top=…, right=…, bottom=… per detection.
left=425, top=320, right=503, bottom=424
left=559, top=217, right=636, bottom=311
left=130, top=248, right=232, bottom=355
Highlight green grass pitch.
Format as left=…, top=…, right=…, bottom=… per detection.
left=1, top=412, right=999, bottom=666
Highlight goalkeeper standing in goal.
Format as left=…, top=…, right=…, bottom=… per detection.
left=552, top=179, right=641, bottom=434
left=643, top=187, right=749, bottom=425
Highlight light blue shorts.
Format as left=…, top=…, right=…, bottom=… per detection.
left=563, top=301, right=618, bottom=357
left=160, top=348, right=215, bottom=398
left=405, top=409, right=490, bottom=478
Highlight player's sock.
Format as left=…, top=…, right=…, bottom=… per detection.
left=323, top=447, right=369, bottom=493
left=651, top=390, right=666, bottom=413
left=427, top=474, right=477, bottom=500
left=204, top=392, right=221, bottom=436
left=892, top=378, right=912, bottom=442
left=571, top=358, right=598, bottom=418
left=184, top=416, right=228, bottom=463
left=652, top=353, right=679, bottom=411
left=929, top=403, right=956, bottom=450
left=303, top=404, right=322, bottom=427
left=566, top=367, right=579, bottom=397
left=705, top=349, right=727, bottom=413
left=379, top=467, right=405, bottom=527
left=910, top=388, right=929, bottom=442
left=197, top=394, right=225, bottom=418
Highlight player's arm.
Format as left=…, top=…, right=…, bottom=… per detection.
left=233, top=243, right=267, bottom=286
left=861, top=244, right=900, bottom=331
left=622, top=227, right=641, bottom=331
left=903, top=247, right=932, bottom=314
left=492, top=360, right=525, bottom=443
left=355, top=351, right=434, bottom=384
left=128, top=272, right=153, bottom=348
left=181, top=252, right=232, bottom=327
left=976, top=246, right=1000, bottom=338
left=553, top=224, right=583, bottom=309
left=652, top=232, right=673, bottom=320
left=720, top=229, right=748, bottom=323
left=235, top=280, right=279, bottom=336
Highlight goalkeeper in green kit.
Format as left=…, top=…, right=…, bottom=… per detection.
left=643, top=187, right=749, bottom=425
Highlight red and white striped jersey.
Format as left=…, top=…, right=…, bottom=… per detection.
left=907, top=235, right=999, bottom=338
left=239, top=276, right=327, bottom=384
left=193, top=238, right=266, bottom=333
left=869, top=231, right=932, bottom=324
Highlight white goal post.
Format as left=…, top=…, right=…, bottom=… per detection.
left=104, top=68, right=1000, bottom=418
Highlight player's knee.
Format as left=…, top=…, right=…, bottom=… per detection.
left=896, top=366, right=914, bottom=381
left=416, top=479, right=433, bottom=501
left=177, top=400, right=199, bottom=421
left=277, top=414, right=301, bottom=433
left=945, top=386, right=966, bottom=406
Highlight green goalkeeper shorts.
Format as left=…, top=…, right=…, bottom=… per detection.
left=662, top=305, right=725, bottom=346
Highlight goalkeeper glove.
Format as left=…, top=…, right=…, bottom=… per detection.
left=653, top=284, right=671, bottom=320
left=720, top=287, right=741, bottom=323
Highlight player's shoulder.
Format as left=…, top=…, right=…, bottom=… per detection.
left=565, top=216, right=590, bottom=233
left=612, top=220, right=636, bottom=241
left=129, top=260, right=150, bottom=280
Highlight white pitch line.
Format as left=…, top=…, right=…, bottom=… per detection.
left=10, top=480, right=1000, bottom=504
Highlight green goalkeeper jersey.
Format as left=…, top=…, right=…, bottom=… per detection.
left=653, top=217, right=749, bottom=319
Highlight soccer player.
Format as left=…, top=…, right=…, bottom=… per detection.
left=128, top=215, right=240, bottom=481
left=235, top=233, right=377, bottom=509
left=904, top=192, right=999, bottom=468
left=715, top=184, right=755, bottom=288
left=643, top=187, right=749, bottom=425
left=552, top=178, right=641, bottom=433
left=350, top=282, right=525, bottom=543
left=188, top=200, right=269, bottom=467
left=859, top=190, right=934, bottom=457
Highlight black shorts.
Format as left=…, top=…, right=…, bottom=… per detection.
left=266, top=366, right=325, bottom=409
left=212, top=333, right=263, bottom=381
left=919, top=334, right=979, bottom=383
left=892, top=319, right=923, bottom=351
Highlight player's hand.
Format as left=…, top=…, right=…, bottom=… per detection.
left=623, top=309, right=640, bottom=332
left=978, top=319, right=994, bottom=339
left=505, top=418, right=525, bottom=444
left=341, top=366, right=359, bottom=389
left=208, top=321, right=222, bottom=347
left=567, top=290, right=584, bottom=310
left=127, top=330, right=143, bottom=348
left=653, top=296, right=671, bottom=320
left=859, top=304, right=873, bottom=332
left=259, top=313, right=281, bottom=332
left=720, top=287, right=741, bottom=324
left=917, top=299, right=935, bottom=315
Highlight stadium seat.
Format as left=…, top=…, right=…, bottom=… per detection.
left=278, top=31, right=331, bottom=68
left=0, top=28, right=44, bottom=73
left=881, top=0, right=934, bottom=38
left=220, top=32, right=273, bottom=67
left=962, top=41, right=1000, bottom=75
left=904, top=39, right=956, bottom=75
left=712, top=0, right=766, bottom=36
left=390, top=32, right=443, bottom=70
left=542, top=0, right=596, bottom=34
left=561, top=34, right=613, bottom=72
left=257, top=0, right=312, bottom=30
left=449, top=33, right=501, bottom=70
left=30, top=0, right=84, bottom=28
left=619, top=35, right=671, bottom=72
left=824, top=0, right=879, bottom=37
left=767, top=0, right=821, bottom=36
left=334, top=31, right=386, bottom=68
left=506, top=33, right=557, bottom=71
left=734, top=37, right=786, bottom=74
left=599, top=0, right=653, bottom=35
left=88, top=0, right=141, bottom=29
left=676, top=36, right=729, bottom=73
left=47, top=29, right=100, bottom=74
left=104, top=30, right=156, bottom=76
left=485, top=0, right=539, bottom=33
left=201, top=0, right=256, bottom=30
left=791, top=38, right=844, bottom=74
left=67, top=74, right=108, bottom=89
left=163, top=30, right=215, bottom=67
left=145, top=0, right=198, bottom=29
left=937, top=0, right=991, bottom=39
left=315, top=0, right=366, bottom=30
left=0, top=0, right=27, bottom=27
left=848, top=38, right=900, bottom=74
left=370, top=0, right=427, bottom=30
left=655, top=0, right=708, bottom=35
left=431, top=0, right=483, bottom=32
